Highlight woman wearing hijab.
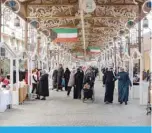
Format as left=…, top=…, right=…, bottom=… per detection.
left=104, top=68, right=116, bottom=104
left=117, top=67, right=132, bottom=105
left=52, top=68, right=58, bottom=90
left=64, top=68, right=71, bottom=91
left=57, top=64, right=64, bottom=91
left=74, top=68, right=84, bottom=99
left=31, top=69, right=38, bottom=96
left=103, top=68, right=108, bottom=87
left=37, top=70, right=49, bottom=100
left=67, top=67, right=76, bottom=96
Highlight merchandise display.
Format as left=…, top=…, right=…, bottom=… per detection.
left=19, top=80, right=28, bottom=104
left=0, top=89, right=12, bottom=112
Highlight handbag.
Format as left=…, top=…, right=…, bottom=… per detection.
left=62, top=78, right=65, bottom=87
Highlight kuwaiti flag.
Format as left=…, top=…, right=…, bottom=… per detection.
left=76, top=53, right=84, bottom=59
left=87, top=46, right=101, bottom=53
left=51, top=28, right=78, bottom=42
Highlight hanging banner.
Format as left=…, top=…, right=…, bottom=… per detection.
left=82, top=0, right=96, bottom=13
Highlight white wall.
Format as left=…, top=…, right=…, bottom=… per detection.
left=142, top=32, right=151, bottom=70
left=143, top=32, right=151, bottom=52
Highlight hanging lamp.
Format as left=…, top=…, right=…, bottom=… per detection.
left=37, top=32, right=41, bottom=39
left=146, top=1, right=152, bottom=8
left=11, top=32, right=15, bottom=40
left=143, top=17, right=149, bottom=29
left=82, top=0, right=96, bottom=13
left=14, top=16, right=20, bottom=27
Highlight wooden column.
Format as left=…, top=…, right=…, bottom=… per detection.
left=25, top=21, right=28, bottom=52
left=57, top=45, right=59, bottom=65
left=37, top=39, right=40, bottom=56
left=138, top=4, right=144, bottom=105
left=10, top=58, right=13, bottom=91
left=47, top=44, right=49, bottom=72
left=24, top=20, right=28, bottom=70
left=0, top=1, right=1, bottom=42
left=138, top=5, right=142, bottom=53
left=0, top=1, right=2, bottom=75
left=114, top=42, right=117, bottom=72
left=37, top=35, right=40, bottom=69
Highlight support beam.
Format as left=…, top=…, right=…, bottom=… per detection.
left=138, top=5, right=142, bottom=53
left=39, top=26, right=115, bottom=29
left=24, top=20, right=28, bottom=70
left=22, top=0, right=37, bottom=4
left=26, top=16, right=135, bottom=19
left=27, top=3, right=138, bottom=6
left=0, top=1, right=2, bottom=75
left=79, top=0, right=86, bottom=61
left=0, top=0, right=1, bottom=42
left=138, top=4, right=143, bottom=105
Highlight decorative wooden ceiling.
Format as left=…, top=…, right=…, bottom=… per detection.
left=3, top=0, right=147, bottom=57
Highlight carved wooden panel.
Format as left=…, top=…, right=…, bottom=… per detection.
left=20, top=0, right=145, bottom=57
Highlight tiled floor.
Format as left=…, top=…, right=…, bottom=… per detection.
left=0, top=80, right=151, bottom=126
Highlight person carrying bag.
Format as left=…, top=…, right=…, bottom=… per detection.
left=62, top=78, right=65, bottom=87
left=31, top=69, right=38, bottom=97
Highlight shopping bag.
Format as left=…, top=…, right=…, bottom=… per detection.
left=62, top=78, right=65, bottom=87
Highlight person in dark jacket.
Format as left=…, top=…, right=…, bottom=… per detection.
left=94, top=67, right=99, bottom=78
left=74, top=68, right=84, bottom=99
left=104, top=68, right=116, bottom=104
left=36, top=70, right=49, bottom=100
left=147, top=70, right=150, bottom=81
left=57, top=64, right=64, bottom=91
left=64, top=68, right=71, bottom=91
left=52, top=68, right=58, bottom=90
left=84, top=67, right=95, bottom=84
left=103, top=68, right=108, bottom=86
left=79, top=66, right=84, bottom=98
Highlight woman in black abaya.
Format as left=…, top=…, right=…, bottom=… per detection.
left=104, top=68, right=116, bottom=104
left=64, top=68, right=71, bottom=91
left=74, top=68, right=83, bottom=99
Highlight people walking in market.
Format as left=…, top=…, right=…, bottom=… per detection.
left=117, top=67, right=132, bottom=105
left=57, top=64, right=64, bottom=91
left=52, top=68, right=58, bottom=90
left=103, top=68, right=108, bottom=87
left=64, top=68, right=71, bottom=91
left=84, top=66, right=95, bottom=87
left=104, top=68, right=116, bottom=104
left=94, top=67, right=99, bottom=78
left=79, top=66, right=84, bottom=98
left=74, top=68, right=84, bottom=99
left=147, top=70, right=150, bottom=81
left=84, top=66, right=95, bottom=84
left=67, top=67, right=76, bottom=96
left=31, top=69, right=38, bottom=97
left=37, top=70, right=49, bottom=100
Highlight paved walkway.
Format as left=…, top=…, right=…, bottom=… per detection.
left=0, top=80, right=151, bottom=126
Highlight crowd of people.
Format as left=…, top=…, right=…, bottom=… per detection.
left=102, top=67, right=132, bottom=105
left=0, top=63, right=149, bottom=105
left=31, top=64, right=149, bottom=106
left=31, top=64, right=98, bottom=101
left=52, top=64, right=98, bottom=100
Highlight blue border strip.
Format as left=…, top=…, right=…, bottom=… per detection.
left=0, top=127, right=151, bottom=133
